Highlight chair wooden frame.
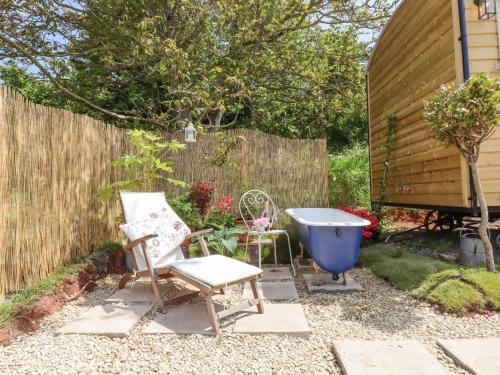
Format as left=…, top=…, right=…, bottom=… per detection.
left=118, top=228, right=264, bottom=335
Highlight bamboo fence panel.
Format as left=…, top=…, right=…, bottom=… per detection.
left=0, top=86, right=328, bottom=298
left=165, top=129, right=329, bottom=211
left=0, top=86, right=131, bottom=298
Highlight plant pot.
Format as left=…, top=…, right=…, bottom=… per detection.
left=235, top=219, right=252, bottom=243
left=182, top=237, right=192, bottom=247
left=107, top=248, right=127, bottom=274
left=248, top=245, right=259, bottom=267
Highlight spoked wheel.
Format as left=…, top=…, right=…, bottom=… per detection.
left=424, top=210, right=455, bottom=232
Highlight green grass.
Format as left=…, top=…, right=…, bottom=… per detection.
left=0, top=256, right=89, bottom=325
left=359, top=244, right=455, bottom=290
left=401, top=238, right=456, bottom=254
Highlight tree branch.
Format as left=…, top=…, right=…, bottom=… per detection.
left=0, top=32, right=167, bottom=128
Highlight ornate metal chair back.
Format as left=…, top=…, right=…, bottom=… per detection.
left=238, top=190, right=278, bottom=231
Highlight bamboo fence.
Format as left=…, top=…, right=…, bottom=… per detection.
left=0, top=86, right=131, bottom=298
left=165, top=129, right=329, bottom=211
left=0, top=86, right=328, bottom=298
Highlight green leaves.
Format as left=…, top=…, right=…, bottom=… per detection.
left=204, top=227, right=246, bottom=255
left=424, top=73, right=500, bottom=160
left=98, top=129, right=187, bottom=200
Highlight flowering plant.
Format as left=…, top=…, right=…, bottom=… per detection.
left=337, top=206, right=379, bottom=240
left=253, top=217, right=270, bottom=231
left=218, top=196, right=234, bottom=213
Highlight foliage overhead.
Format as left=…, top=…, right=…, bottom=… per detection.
left=0, top=0, right=398, bottom=150
left=424, top=73, right=500, bottom=162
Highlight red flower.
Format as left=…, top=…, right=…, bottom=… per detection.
left=218, top=196, right=233, bottom=213
left=337, top=206, right=379, bottom=241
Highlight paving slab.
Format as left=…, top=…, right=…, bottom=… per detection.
left=105, top=281, right=176, bottom=303
left=438, top=338, right=500, bottom=375
left=261, top=266, right=293, bottom=281
left=303, top=273, right=363, bottom=293
left=332, top=340, right=448, bottom=375
left=144, top=304, right=224, bottom=335
left=233, top=303, right=310, bottom=336
left=57, top=304, right=151, bottom=337
left=242, top=281, right=298, bottom=300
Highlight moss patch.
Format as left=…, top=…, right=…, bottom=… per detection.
left=426, top=279, right=485, bottom=314
left=461, top=269, right=500, bottom=309
left=359, top=244, right=455, bottom=290
left=361, top=244, right=500, bottom=314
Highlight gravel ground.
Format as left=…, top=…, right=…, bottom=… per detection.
left=0, top=267, right=498, bottom=375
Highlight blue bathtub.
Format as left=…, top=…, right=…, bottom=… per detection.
left=285, top=208, right=370, bottom=274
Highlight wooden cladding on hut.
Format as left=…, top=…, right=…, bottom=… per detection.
left=368, top=0, right=500, bottom=212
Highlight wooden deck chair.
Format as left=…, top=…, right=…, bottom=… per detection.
left=117, top=192, right=264, bottom=335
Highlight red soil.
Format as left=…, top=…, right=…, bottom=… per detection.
left=0, top=265, right=98, bottom=346
left=383, top=208, right=426, bottom=226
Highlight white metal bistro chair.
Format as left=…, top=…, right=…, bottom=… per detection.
left=238, top=190, right=296, bottom=275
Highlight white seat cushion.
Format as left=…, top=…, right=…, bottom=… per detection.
left=170, top=255, right=262, bottom=287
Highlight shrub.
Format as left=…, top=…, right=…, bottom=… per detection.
left=337, top=206, right=379, bottom=240
left=168, top=194, right=202, bottom=229
left=188, top=180, right=215, bottom=217
left=328, top=145, right=370, bottom=208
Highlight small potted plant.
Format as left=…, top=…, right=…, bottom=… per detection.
left=253, top=217, right=270, bottom=232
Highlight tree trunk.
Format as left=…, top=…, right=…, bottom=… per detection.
left=469, top=160, right=496, bottom=272
left=208, top=110, right=223, bottom=131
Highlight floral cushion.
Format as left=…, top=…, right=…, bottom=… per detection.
left=120, top=216, right=191, bottom=271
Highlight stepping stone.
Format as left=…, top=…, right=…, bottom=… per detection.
left=242, top=281, right=298, bottom=300
left=57, top=304, right=151, bottom=337
left=332, top=340, right=448, bottom=375
left=261, top=266, right=292, bottom=281
left=105, top=281, right=175, bottom=303
left=144, top=304, right=223, bottom=335
left=438, top=338, right=500, bottom=375
left=233, top=303, right=310, bottom=336
left=303, top=273, right=363, bottom=293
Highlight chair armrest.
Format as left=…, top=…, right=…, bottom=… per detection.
left=185, top=228, right=213, bottom=239
left=185, top=228, right=213, bottom=257
left=122, top=234, right=158, bottom=252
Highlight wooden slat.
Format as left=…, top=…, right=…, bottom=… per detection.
left=368, top=0, right=464, bottom=209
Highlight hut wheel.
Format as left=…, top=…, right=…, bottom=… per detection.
left=424, top=210, right=455, bottom=232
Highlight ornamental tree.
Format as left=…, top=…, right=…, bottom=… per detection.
left=424, top=73, right=500, bottom=272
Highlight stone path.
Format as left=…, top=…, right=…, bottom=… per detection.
left=241, top=280, right=299, bottom=300
left=303, top=273, right=363, bottom=293
left=144, top=304, right=224, bottom=335
left=260, top=266, right=293, bottom=281
left=438, top=338, right=500, bottom=375
left=56, top=303, right=151, bottom=337
left=233, top=303, right=310, bottom=336
left=333, top=340, right=449, bottom=375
